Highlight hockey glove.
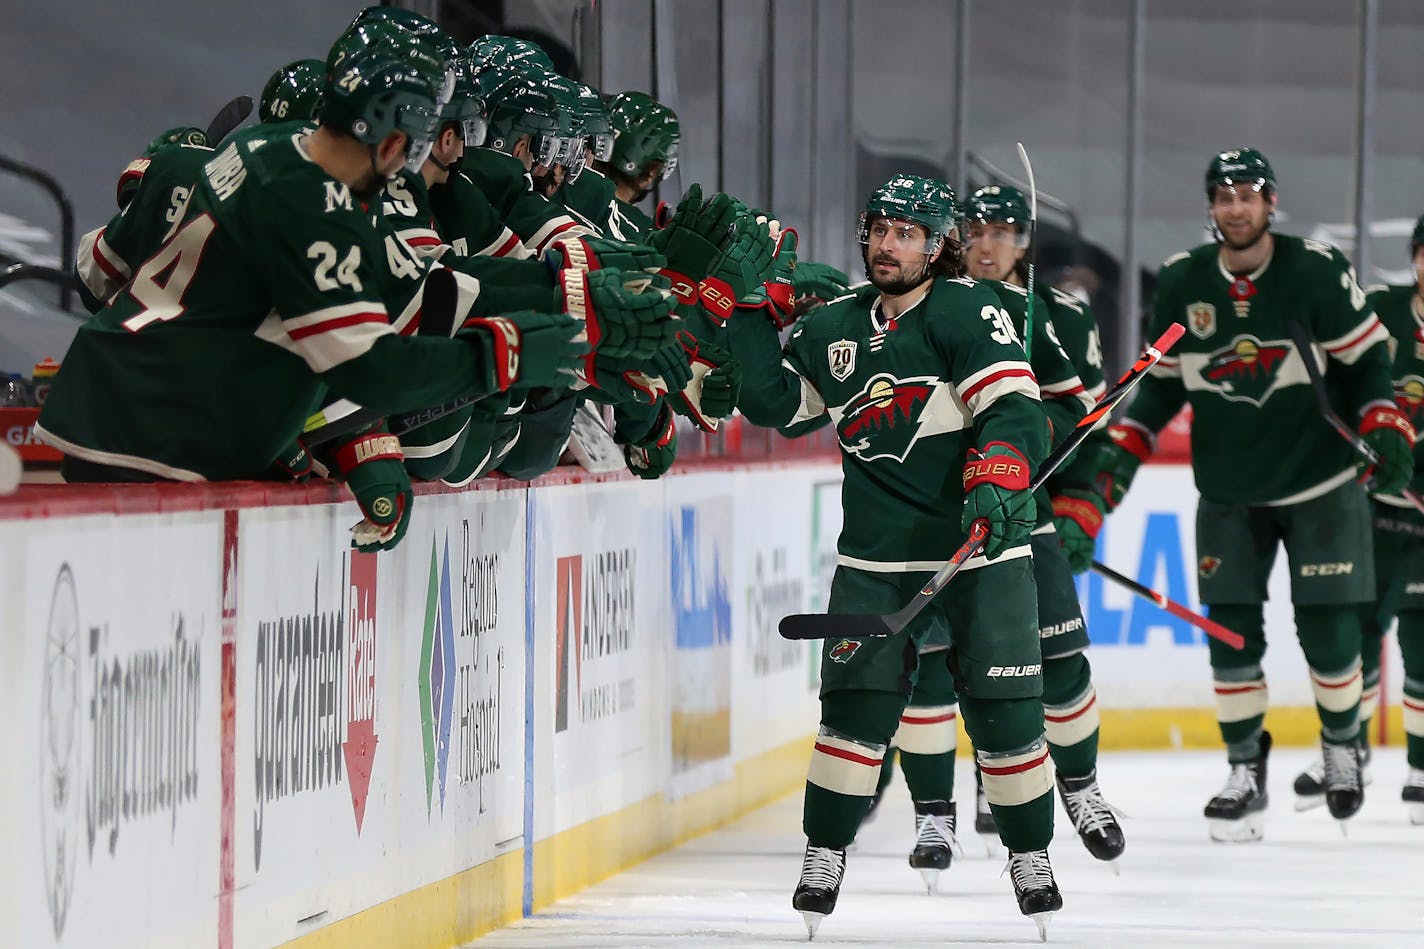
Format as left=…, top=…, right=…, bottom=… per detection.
left=1357, top=403, right=1416, bottom=495
left=330, top=425, right=414, bottom=552
left=1052, top=488, right=1106, bottom=575
left=698, top=213, right=776, bottom=324
left=1096, top=421, right=1154, bottom=511
left=793, top=260, right=852, bottom=305
left=545, top=235, right=666, bottom=287
left=671, top=334, right=741, bottom=431
left=624, top=403, right=678, bottom=480
left=267, top=439, right=313, bottom=482
left=649, top=186, right=747, bottom=302
left=962, top=443, right=1036, bottom=559
left=459, top=310, right=589, bottom=391
left=556, top=267, right=679, bottom=361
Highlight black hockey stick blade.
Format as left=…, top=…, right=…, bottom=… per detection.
left=204, top=95, right=254, bottom=145
left=417, top=265, right=460, bottom=338
left=778, top=323, right=1185, bottom=641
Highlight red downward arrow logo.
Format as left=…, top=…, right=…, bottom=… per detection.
left=343, top=718, right=379, bottom=833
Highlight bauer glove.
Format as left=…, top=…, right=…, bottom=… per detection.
left=329, top=425, right=414, bottom=552
left=458, top=310, right=589, bottom=391
left=1096, top=421, right=1154, bottom=511
left=671, top=334, right=742, bottom=431
left=962, top=443, right=1036, bottom=559
left=1357, top=402, right=1416, bottom=496
left=649, top=185, right=746, bottom=301
left=1052, top=488, right=1106, bottom=575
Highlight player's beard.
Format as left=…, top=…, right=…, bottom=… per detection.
left=1215, top=213, right=1271, bottom=252
left=864, top=252, right=930, bottom=295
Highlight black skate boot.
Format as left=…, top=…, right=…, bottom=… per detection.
left=1320, top=737, right=1364, bottom=827
left=1403, top=767, right=1424, bottom=825
left=1293, top=737, right=1371, bottom=811
left=974, top=765, right=1000, bottom=855
left=792, top=843, right=845, bottom=940
left=1004, top=848, right=1062, bottom=941
left=1203, top=730, right=1271, bottom=842
left=1056, top=769, right=1126, bottom=863
left=908, top=800, right=962, bottom=893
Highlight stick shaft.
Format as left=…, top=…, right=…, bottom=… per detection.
left=1090, top=560, right=1245, bottom=649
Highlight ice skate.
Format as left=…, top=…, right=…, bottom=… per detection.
left=1403, top=768, right=1424, bottom=825
left=974, top=766, right=1001, bottom=855
left=908, top=800, right=962, bottom=893
left=1003, top=848, right=1062, bottom=941
left=792, top=843, right=845, bottom=940
left=1204, top=731, right=1270, bottom=842
left=1292, top=739, right=1371, bottom=811
left=1056, top=769, right=1125, bottom=863
left=1320, top=737, right=1364, bottom=828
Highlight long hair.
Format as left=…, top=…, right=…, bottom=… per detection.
left=928, top=233, right=967, bottom=280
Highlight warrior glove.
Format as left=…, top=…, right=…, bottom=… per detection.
left=329, top=424, right=413, bottom=553
left=962, top=443, right=1036, bottom=560
left=556, top=267, right=679, bottom=361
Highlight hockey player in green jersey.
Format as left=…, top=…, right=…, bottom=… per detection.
left=725, top=174, right=1061, bottom=939
left=39, top=48, right=587, bottom=549
left=259, top=59, right=324, bottom=125
left=1095, top=147, right=1415, bottom=840
left=1292, top=214, right=1424, bottom=822
left=594, top=91, right=680, bottom=241
left=877, top=183, right=1124, bottom=887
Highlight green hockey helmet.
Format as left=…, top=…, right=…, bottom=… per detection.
left=1206, top=147, right=1275, bottom=198
left=858, top=174, right=962, bottom=255
left=484, top=73, right=580, bottom=170
left=347, top=5, right=446, bottom=41
left=468, top=34, right=555, bottom=75
left=260, top=59, right=325, bottom=124
left=319, top=46, right=443, bottom=170
left=442, top=55, right=487, bottom=146
left=541, top=74, right=606, bottom=179
left=606, top=91, right=680, bottom=180
left=143, top=126, right=208, bottom=157
left=964, top=185, right=1031, bottom=248
left=326, top=20, right=447, bottom=90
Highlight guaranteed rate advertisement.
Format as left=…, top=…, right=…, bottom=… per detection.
left=6, top=514, right=223, bottom=949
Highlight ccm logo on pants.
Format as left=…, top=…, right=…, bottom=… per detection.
left=1298, top=562, right=1353, bottom=577
left=987, top=664, right=1041, bottom=678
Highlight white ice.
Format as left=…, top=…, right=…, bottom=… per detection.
left=471, top=749, right=1424, bottom=948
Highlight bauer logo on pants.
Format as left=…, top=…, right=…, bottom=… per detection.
left=828, top=638, right=861, bottom=663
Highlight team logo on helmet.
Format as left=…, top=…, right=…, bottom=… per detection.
left=1186, top=302, right=1217, bottom=340
left=828, top=639, right=862, bottom=664
left=835, top=372, right=939, bottom=463
left=1198, top=555, right=1222, bottom=579
left=828, top=340, right=858, bottom=382
left=1200, top=335, right=1293, bottom=407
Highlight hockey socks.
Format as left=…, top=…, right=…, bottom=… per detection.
left=1041, top=652, right=1099, bottom=778
left=959, top=695, right=1054, bottom=853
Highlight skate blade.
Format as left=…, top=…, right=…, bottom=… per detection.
left=1031, top=910, right=1055, bottom=942
left=1292, top=794, right=1326, bottom=812
left=917, top=868, right=940, bottom=894
left=800, top=911, right=824, bottom=941
left=1338, top=819, right=1349, bottom=838
left=979, top=832, right=1003, bottom=859
left=1207, top=813, right=1264, bottom=843
left=1108, top=859, right=1121, bottom=878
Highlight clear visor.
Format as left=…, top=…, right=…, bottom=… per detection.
left=564, top=145, right=588, bottom=182
left=531, top=132, right=561, bottom=169
left=964, top=221, right=1029, bottom=249
left=592, top=131, right=615, bottom=162
left=554, top=134, right=588, bottom=168
left=856, top=213, right=946, bottom=255
left=660, top=142, right=679, bottom=180
left=461, top=114, right=488, bottom=147
left=399, top=102, right=441, bottom=171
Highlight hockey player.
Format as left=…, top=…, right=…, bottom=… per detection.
left=38, top=49, right=587, bottom=551
left=726, top=174, right=1061, bottom=939
left=1292, top=213, right=1424, bottom=822
left=1095, top=148, right=1414, bottom=840
left=595, top=91, right=680, bottom=241
left=258, top=58, right=324, bottom=125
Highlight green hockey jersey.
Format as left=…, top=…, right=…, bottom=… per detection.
left=561, top=166, right=617, bottom=233
left=731, top=277, right=1048, bottom=570
left=606, top=197, right=655, bottom=243
left=40, top=128, right=504, bottom=481
left=1368, top=282, right=1424, bottom=502
left=1124, top=235, right=1393, bottom=505
left=428, top=169, right=531, bottom=259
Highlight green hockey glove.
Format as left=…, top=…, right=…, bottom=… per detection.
left=1051, top=488, right=1106, bottom=575
left=545, top=235, right=666, bottom=284
left=1358, top=403, right=1416, bottom=496
left=330, top=426, right=413, bottom=552
left=670, top=334, right=740, bottom=431
left=792, top=260, right=852, bottom=304
left=624, top=403, right=678, bottom=479
left=698, top=213, right=776, bottom=324
left=267, top=439, right=313, bottom=482
left=556, top=267, right=679, bottom=362
left=961, top=443, right=1036, bottom=559
left=649, top=186, right=746, bottom=302
left=459, top=310, right=589, bottom=391
left=1095, top=422, right=1154, bottom=511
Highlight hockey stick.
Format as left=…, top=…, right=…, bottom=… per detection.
left=1016, top=142, right=1038, bottom=361
left=778, top=321, right=1186, bottom=641
left=204, top=95, right=254, bottom=145
left=1286, top=320, right=1424, bottom=516
left=1089, top=560, right=1245, bottom=649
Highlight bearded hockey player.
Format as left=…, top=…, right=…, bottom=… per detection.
left=1292, top=213, right=1424, bottom=822
left=726, top=174, right=1061, bottom=940
left=1095, top=148, right=1414, bottom=840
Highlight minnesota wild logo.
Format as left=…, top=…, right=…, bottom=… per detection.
left=836, top=372, right=938, bottom=462
left=1200, top=334, right=1293, bottom=406
left=1395, top=376, right=1424, bottom=428
left=828, top=639, right=862, bottom=664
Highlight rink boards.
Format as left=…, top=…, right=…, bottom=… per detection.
left=0, top=461, right=1404, bottom=949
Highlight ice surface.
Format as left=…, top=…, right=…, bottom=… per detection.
left=471, top=749, right=1424, bottom=947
